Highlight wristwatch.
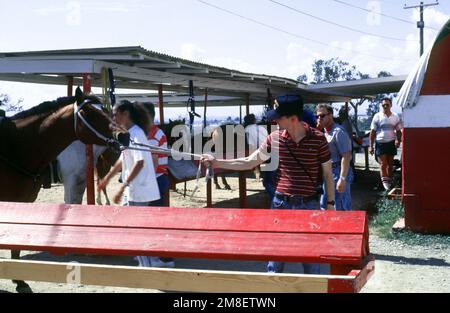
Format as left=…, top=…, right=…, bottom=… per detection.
left=327, top=200, right=335, bottom=206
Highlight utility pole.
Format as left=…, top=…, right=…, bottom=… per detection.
left=404, top=1, right=439, bottom=57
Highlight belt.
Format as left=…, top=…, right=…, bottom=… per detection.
left=274, top=193, right=318, bottom=203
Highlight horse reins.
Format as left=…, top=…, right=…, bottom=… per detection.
left=123, top=140, right=214, bottom=199
left=0, top=153, right=43, bottom=183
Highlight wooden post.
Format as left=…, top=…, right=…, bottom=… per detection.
left=239, top=172, right=247, bottom=208
left=158, top=85, right=164, bottom=125
left=157, top=84, right=170, bottom=206
left=206, top=179, right=212, bottom=208
left=67, top=76, right=74, bottom=97
left=203, top=89, right=208, bottom=129
left=245, top=93, right=250, bottom=116
left=83, top=74, right=95, bottom=205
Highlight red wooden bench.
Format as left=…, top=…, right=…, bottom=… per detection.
left=0, top=202, right=374, bottom=293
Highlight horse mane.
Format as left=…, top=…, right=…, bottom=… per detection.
left=11, top=96, right=78, bottom=120
left=11, top=93, right=102, bottom=121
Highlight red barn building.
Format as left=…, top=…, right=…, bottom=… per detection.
left=398, top=18, right=450, bottom=233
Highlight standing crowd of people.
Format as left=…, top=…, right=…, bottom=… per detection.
left=202, top=94, right=402, bottom=274
left=97, top=94, right=402, bottom=274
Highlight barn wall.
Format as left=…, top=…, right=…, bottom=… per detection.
left=403, top=127, right=450, bottom=233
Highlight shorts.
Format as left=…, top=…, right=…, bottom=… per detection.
left=375, top=141, right=397, bottom=157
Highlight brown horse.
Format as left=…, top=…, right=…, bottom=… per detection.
left=0, top=87, right=127, bottom=292
left=208, top=123, right=248, bottom=190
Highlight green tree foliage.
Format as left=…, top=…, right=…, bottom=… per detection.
left=299, top=58, right=394, bottom=133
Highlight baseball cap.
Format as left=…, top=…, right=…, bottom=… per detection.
left=266, top=94, right=304, bottom=121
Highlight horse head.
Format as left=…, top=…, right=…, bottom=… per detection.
left=161, top=118, right=188, bottom=148
left=74, top=87, right=129, bottom=150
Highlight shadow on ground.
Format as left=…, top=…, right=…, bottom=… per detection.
left=372, top=254, right=450, bottom=267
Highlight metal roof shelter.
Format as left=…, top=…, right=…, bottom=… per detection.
left=0, top=46, right=356, bottom=102
left=0, top=46, right=407, bottom=207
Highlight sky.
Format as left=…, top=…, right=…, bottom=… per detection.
left=0, top=0, right=449, bottom=119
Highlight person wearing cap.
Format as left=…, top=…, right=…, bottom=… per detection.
left=316, top=104, right=353, bottom=211
left=202, top=94, right=335, bottom=274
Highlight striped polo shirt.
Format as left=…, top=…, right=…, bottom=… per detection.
left=261, top=125, right=331, bottom=197
left=148, top=125, right=168, bottom=177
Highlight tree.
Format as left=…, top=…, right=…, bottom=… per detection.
left=298, top=58, right=394, bottom=134
left=297, top=74, right=308, bottom=84
left=0, top=91, right=23, bottom=114
left=366, top=71, right=398, bottom=118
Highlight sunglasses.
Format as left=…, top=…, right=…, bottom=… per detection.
left=316, top=113, right=329, bottom=119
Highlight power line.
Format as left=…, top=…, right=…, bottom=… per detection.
left=195, top=0, right=415, bottom=62
left=269, top=0, right=418, bottom=42
left=333, top=0, right=438, bottom=31
left=197, top=0, right=415, bottom=62
left=404, top=1, right=440, bottom=56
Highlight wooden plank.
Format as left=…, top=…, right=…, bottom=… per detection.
left=328, top=257, right=375, bottom=293
left=0, top=259, right=341, bottom=293
left=0, top=223, right=364, bottom=264
left=0, top=202, right=367, bottom=235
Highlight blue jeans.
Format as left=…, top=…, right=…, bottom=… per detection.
left=321, top=165, right=353, bottom=211
left=267, top=193, right=322, bottom=274
left=149, top=174, right=169, bottom=207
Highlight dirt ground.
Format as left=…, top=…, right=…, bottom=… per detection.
left=0, top=152, right=449, bottom=293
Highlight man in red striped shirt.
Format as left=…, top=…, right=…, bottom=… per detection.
left=201, top=94, right=335, bottom=274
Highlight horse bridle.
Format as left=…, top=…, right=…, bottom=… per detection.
left=73, top=100, right=126, bottom=150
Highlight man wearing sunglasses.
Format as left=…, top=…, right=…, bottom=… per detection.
left=201, top=94, right=335, bottom=274
left=369, top=98, right=403, bottom=191
left=316, top=104, right=353, bottom=211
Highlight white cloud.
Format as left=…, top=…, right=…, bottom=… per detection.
left=411, top=7, right=450, bottom=30
left=180, top=43, right=207, bottom=62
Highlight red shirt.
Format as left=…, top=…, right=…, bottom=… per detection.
left=148, top=125, right=168, bottom=176
left=261, top=124, right=331, bottom=197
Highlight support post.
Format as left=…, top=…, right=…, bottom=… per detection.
left=245, top=93, right=250, bottom=116
left=67, top=76, right=74, bottom=97
left=158, top=84, right=164, bottom=125
left=83, top=74, right=95, bottom=205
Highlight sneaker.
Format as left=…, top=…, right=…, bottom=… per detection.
left=150, top=256, right=175, bottom=268
left=382, top=181, right=392, bottom=191
left=134, top=256, right=151, bottom=267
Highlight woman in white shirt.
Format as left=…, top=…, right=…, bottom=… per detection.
left=98, top=100, right=160, bottom=205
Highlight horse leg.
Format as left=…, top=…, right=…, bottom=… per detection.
left=213, top=174, right=222, bottom=190
left=103, top=188, right=111, bottom=205
left=221, top=175, right=231, bottom=190
left=96, top=190, right=103, bottom=205
left=11, top=250, right=32, bottom=293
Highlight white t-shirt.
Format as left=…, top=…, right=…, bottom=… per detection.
left=245, top=124, right=268, bottom=151
left=121, top=125, right=160, bottom=203
left=371, top=112, right=403, bottom=143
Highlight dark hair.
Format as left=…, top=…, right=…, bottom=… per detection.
left=275, top=94, right=304, bottom=120
left=141, top=102, right=156, bottom=119
left=243, top=114, right=256, bottom=127
left=114, top=100, right=150, bottom=133
left=381, top=97, right=392, bottom=104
